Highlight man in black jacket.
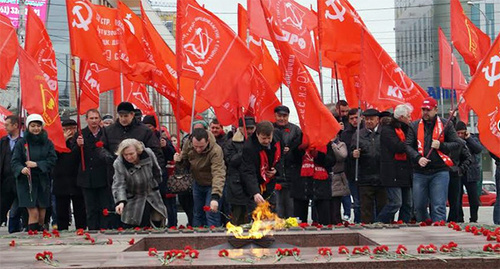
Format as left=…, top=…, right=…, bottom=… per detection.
left=351, top=109, right=386, bottom=224
left=76, top=109, right=115, bottom=230
left=456, top=121, right=482, bottom=223
left=377, top=104, right=413, bottom=223
left=405, top=97, right=461, bottom=222
left=273, top=105, right=301, bottom=218
left=224, top=117, right=256, bottom=225
left=0, top=115, right=25, bottom=232
left=240, top=121, right=282, bottom=209
left=53, top=119, right=86, bottom=230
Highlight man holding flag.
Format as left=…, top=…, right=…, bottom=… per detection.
left=405, top=97, right=461, bottom=222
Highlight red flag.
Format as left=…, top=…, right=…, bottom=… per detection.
left=438, top=27, right=470, bottom=123
left=79, top=61, right=120, bottom=114
left=360, top=31, right=427, bottom=119
left=318, top=0, right=365, bottom=67
left=451, top=0, right=491, bottom=75
left=113, top=80, right=155, bottom=117
left=261, top=1, right=341, bottom=148
left=18, top=48, right=69, bottom=153
left=0, top=105, right=12, bottom=138
left=238, top=4, right=282, bottom=92
left=0, top=14, right=18, bottom=89
left=176, top=0, right=254, bottom=107
left=463, top=33, right=500, bottom=157
left=248, top=0, right=318, bottom=70
left=248, top=66, right=281, bottom=122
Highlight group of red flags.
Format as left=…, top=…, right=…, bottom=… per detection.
left=0, top=0, right=499, bottom=156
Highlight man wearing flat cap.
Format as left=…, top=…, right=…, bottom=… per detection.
left=273, top=105, right=300, bottom=219
left=99, top=102, right=165, bottom=181
left=351, top=108, right=386, bottom=224
left=405, top=97, right=461, bottom=222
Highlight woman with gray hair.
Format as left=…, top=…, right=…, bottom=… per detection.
left=112, top=139, right=167, bottom=228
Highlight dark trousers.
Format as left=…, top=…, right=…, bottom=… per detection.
left=7, top=198, right=28, bottom=233
left=82, top=187, right=115, bottom=230
left=230, top=204, right=248, bottom=226
left=330, top=197, right=342, bottom=225
left=294, top=199, right=330, bottom=225
left=178, top=191, right=194, bottom=226
left=447, top=172, right=462, bottom=222
left=294, top=199, right=310, bottom=223
left=459, top=180, right=480, bottom=222
left=0, top=188, right=16, bottom=225
left=163, top=196, right=178, bottom=228
left=55, top=195, right=86, bottom=230
left=359, top=185, right=387, bottom=224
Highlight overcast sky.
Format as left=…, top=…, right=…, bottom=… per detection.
left=189, top=0, right=396, bottom=124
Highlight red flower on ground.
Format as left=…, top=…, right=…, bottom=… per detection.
left=210, top=225, right=216, bottom=230
left=338, top=246, right=349, bottom=254
left=117, top=227, right=124, bottom=232
left=164, top=251, right=172, bottom=259
left=178, top=225, right=186, bottom=229
left=43, top=251, right=53, bottom=260
left=102, top=209, right=109, bottom=217
left=189, top=249, right=199, bottom=258
left=203, top=206, right=211, bottom=212
left=169, top=226, right=177, bottom=230
left=35, top=253, right=45, bottom=261
left=483, top=244, right=493, bottom=252
left=107, top=238, right=113, bottom=245
left=95, top=141, right=104, bottom=148
left=134, top=227, right=141, bottom=231
left=52, top=230, right=60, bottom=238
left=42, top=230, right=52, bottom=238
left=440, top=245, right=450, bottom=253
left=90, top=238, right=95, bottom=245
left=396, top=245, right=407, bottom=254
left=219, top=249, right=229, bottom=257
left=465, top=225, right=471, bottom=232
left=292, top=247, right=300, bottom=255
left=9, top=240, right=15, bottom=247
left=275, top=183, right=282, bottom=191
left=76, top=228, right=84, bottom=236
left=299, top=222, right=309, bottom=228
left=129, top=238, right=135, bottom=245
left=148, top=248, right=158, bottom=257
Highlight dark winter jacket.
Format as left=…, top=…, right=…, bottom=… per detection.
left=351, top=125, right=381, bottom=186
left=462, top=136, right=483, bottom=183
left=223, top=130, right=251, bottom=205
left=52, top=138, right=81, bottom=196
left=341, top=122, right=363, bottom=182
left=405, top=117, right=462, bottom=174
left=0, top=135, right=20, bottom=195
left=449, top=138, right=472, bottom=178
left=240, top=132, right=282, bottom=199
left=273, top=122, right=302, bottom=188
left=75, top=127, right=110, bottom=189
left=100, top=118, right=165, bottom=168
left=380, top=118, right=412, bottom=188
left=291, top=142, right=336, bottom=201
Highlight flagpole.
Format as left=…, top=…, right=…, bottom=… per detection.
left=189, top=88, right=197, bottom=134
left=450, top=43, right=455, bottom=111
left=355, top=29, right=365, bottom=183
left=120, top=73, right=124, bottom=102
left=175, top=78, right=182, bottom=150
left=17, top=0, right=26, bottom=134
left=334, top=61, right=341, bottom=103
left=317, top=6, right=324, bottom=103
left=440, top=87, right=445, bottom=118
left=280, top=85, right=283, bottom=103
left=330, top=71, right=334, bottom=103
left=70, top=56, right=85, bottom=171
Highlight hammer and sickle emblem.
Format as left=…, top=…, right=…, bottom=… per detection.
left=482, top=55, right=500, bottom=87
left=325, top=0, right=346, bottom=22
left=72, top=1, right=93, bottom=31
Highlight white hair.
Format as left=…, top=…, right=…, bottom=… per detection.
left=115, top=138, right=144, bottom=156
left=394, top=104, right=413, bottom=119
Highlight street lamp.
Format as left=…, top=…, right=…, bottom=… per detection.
left=467, top=1, right=493, bottom=39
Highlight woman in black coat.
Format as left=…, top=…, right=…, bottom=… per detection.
left=11, top=114, right=57, bottom=231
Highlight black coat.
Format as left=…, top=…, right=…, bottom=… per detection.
left=405, top=117, right=462, bottom=174
left=76, top=127, right=109, bottom=189
left=240, top=133, right=282, bottom=199
left=273, top=122, right=302, bottom=188
left=449, top=138, right=472, bottom=177
left=379, top=119, right=412, bottom=188
left=52, top=138, right=81, bottom=196
left=0, top=135, right=19, bottom=195
left=341, top=123, right=362, bottom=182
left=462, top=136, right=483, bottom=183
left=100, top=118, right=165, bottom=168
left=223, top=130, right=251, bottom=205
left=291, top=142, right=336, bottom=201
left=351, top=126, right=381, bottom=186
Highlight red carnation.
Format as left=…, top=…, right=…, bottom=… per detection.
left=43, top=251, right=53, bottom=260
left=102, top=209, right=109, bottom=217
left=275, top=183, right=282, bottom=191
left=189, top=249, right=199, bottom=258
left=164, top=251, right=172, bottom=259
left=95, top=141, right=104, bottom=148
left=338, top=246, right=349, bottom=254
left=90, top=238, right=95, bottom=245
left=52, top=229, right=60, bottom=238
left=483, top=244, right=493, bottom=252
left=129, top=238, right=135, bottom=245
left=148, top=248, right=158, bottom=257
left=203, top=205, right=211, bottom=212
left=396, top=245, right=407, bottom=254
left=107, top=238, right=113, bottom=245
left=76, top=228, right=84, bottom=236
left=9, top=240, right=15, bottom=247
left=218, top=249, right=229, bottom=257
left=35, top=253, right=45, bottom=261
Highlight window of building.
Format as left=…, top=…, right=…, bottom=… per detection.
left=485, top=3, right=495, bottom=40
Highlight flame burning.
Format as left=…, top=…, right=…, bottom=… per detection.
left=226, top=202, right=285, bottom=239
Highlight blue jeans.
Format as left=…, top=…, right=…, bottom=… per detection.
left=348, top=180, right=361, bottom=223
left=192, top=181, right=221, bottom=227
left=376, top=187, right=413, bottom=223
left=164, top=197, right=177, bottom=228
left=341, top=195, right=352, bottom=218
left=413, top=171, right=449, bottom=222
left=8, top=198, right=23, bottom=233
left=494, top=169, right=500, bottom=224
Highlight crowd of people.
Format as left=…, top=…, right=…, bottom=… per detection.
left=1, top=97, right=500, bottom=232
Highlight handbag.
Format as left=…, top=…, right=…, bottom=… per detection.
left=167, top=167, right=193, bottom=194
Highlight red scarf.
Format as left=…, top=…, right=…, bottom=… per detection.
left=394, top=128, right=407, bottom=161
left=300, top=146, right=329, bottom=180
left=259, top=141, right=281, bottom=192
left=417, top=117, right=453, bottom=167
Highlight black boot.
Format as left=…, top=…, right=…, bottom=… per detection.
left=27, top=223, right=39, bottom=232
